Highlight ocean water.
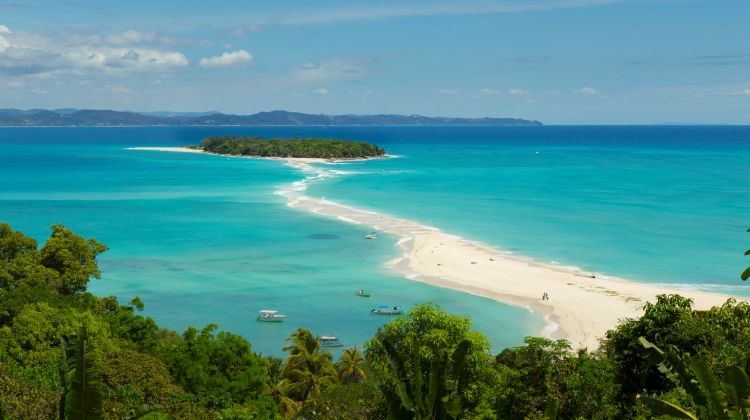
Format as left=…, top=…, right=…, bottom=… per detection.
left=1, top=126, right=748, bottom=355
left=0, top=127, right=541, bottom=356
left=304, top=126, right=750, bottom=293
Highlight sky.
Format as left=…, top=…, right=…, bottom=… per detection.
left=0, top=0, right=748, bottom=124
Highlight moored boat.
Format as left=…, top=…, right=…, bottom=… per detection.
left=319, top=335, right=343, bottom=347
left=355, top=290, right=371, bottom=297
left=256, top=309, right=286, bottom=322
left=364, top=232, right=379, bottom=239
left=371, top=305, right=402, bottom=315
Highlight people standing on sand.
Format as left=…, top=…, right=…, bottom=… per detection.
left=542, top=292, right=549, bottom=301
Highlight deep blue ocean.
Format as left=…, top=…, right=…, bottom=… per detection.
left=1, top=126, right=749, bottom=355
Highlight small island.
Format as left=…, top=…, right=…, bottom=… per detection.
left=193, top=135, right=386, bottom=159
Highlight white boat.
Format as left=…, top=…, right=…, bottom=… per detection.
left=256, top=309, right=286, bottom=322
left=371, top=305, right=402, bottom=315
left=319, top=335, right=343, bottom=347
left=365, top=232, right=379, bottom=239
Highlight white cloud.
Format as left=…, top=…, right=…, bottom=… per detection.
left=198, top=49, right=253, bottom=68
left=0, top=25, right=11, bottom=34
left=0, top=25, right=189, bottom=77
left=576, top=86, right=601, bottom=95
left=476, top=88, right=502, bottom=96
left=734, top=88, right=750, bottom=96
left=232, top=24, right=263, bottom=37
left=290, top=59, right=365, bottom=84
left=438, top=88, right=458, bottom=95
left=312, top=88, right=330, bottom=95
left=252, top=0, right=623, bottom=27
left=107, top=30, right=158, bottom=46
left=508, top=88, right=529, bottom=95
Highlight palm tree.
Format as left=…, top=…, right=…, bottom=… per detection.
left=266, top=356, right=283, bottom=385
left=335, top=347, right=367, bottom=384
left=281, top=328, right=338, bottom=401
left=59, top=327, right=103, bottom=420
left=282, top=328, right=319, bottom=357
left=268, top=380, right=299, bottom=418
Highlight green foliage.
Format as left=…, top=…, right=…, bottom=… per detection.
left=60, top=327, right=104, bottom=420
left=103, top=299, right=160, bottom=353
left=494, top=337, right=621, bottom=419
left=0, top=222, right=278, bottom=418
left=267, top=380, right=298, bottom=418
left=129, top=296, right=145, bottom=312
left=365, top=303, right=498, bottom=418
left=378, top=333, right=470, bottom=419
left=199, top=135, right=386, bottom=159
left=0, top=362, right=60, bottom=420
left=335, top=347, right=367, bottom=384
left=6, top=221, right=750, bottom=420
left=40, top=224, right=108, bottom=294
left=606, top=295, right=750, bottom=400
left=281, top=328, right=338, bottom=402
left=98, top=349, right=180, bottom=419
left=163, top=324, right=268, bottom=408
left=639, top=337, right=750, bottom=419
left=297, top=382, right=382, bottom=419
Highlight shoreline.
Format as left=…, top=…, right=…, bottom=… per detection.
left=132, top=146, right=745, bottom=350
left=275, top=160, right=744, bottom=350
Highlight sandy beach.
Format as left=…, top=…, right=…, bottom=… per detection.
left=132, top=147, right=743, bottom=350
left=275, top=160, right=743, bottom=350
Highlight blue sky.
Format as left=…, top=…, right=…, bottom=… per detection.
left=0, top=0, right=748, bottom=124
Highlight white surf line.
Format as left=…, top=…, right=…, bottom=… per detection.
left=273, top=158, right=744, bottom=350
left=131, top=147, right=744, bottom=349
left=273, top=160, right=566, bottom=341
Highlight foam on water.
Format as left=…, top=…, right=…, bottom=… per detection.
left=1, top=127, right=549, bottom=355
left=2, top=125, right=749, bottom=355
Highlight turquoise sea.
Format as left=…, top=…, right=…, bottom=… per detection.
left=1, top=126, right=749, bottom=355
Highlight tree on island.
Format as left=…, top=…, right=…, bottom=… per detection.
left=196, top=135, right=386, bottom=159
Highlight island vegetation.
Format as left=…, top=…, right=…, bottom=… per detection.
left=194, top=136, right=386, bottom=159
left=2, top=222, right=750, bottom=419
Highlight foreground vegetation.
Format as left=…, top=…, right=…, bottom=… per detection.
left=1, top=222, right=749, bottom=419
left=195, top=136, right=386, bottom=159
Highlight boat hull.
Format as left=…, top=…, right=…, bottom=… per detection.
left=256, top=317, right=285, bottom=322
left=371, top=310, right=401, bottom=315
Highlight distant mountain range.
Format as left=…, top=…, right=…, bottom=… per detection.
left=0, top=109, right=542, bottom=127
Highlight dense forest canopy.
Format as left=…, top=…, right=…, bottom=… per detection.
left=2, top=221, right=750, bottom=419
left=195, top=135, right=386, bottom=159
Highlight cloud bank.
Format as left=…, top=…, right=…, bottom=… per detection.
left=0, top=25, right=188, bottom=77
left=198, top=49, right=253, bottom=68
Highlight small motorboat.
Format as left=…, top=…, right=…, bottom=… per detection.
left=256, top=310, right=287, bottom=322
left=364, top=232, right=379, bottom=239
left=319, top=335, right=344, bottom=347
left=355, top=290, right=371, bottom=297
left=371, top=305, right=402, bottom=315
